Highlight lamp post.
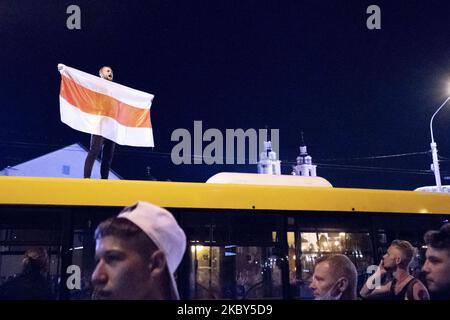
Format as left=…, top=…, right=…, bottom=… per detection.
left=429, top=95, right=450, bottom=192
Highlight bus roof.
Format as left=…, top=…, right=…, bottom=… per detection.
left=1, top=176, right=450, bottom=215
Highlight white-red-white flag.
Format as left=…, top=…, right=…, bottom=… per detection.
left=58, top=64, right=155, bottom=147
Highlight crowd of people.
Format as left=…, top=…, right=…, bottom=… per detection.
left=310, top=223, right=450, bottom=300
left=0, top=200, right=449, bottom=300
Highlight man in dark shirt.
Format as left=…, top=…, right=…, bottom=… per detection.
left=83, top=66, right=116, bottom=179
left=0, top=247, right=53, bottom=300
left=360, top=240, right=429, bottom=300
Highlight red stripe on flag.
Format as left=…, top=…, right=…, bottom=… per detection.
left=60, top=75, right=151, bottom=128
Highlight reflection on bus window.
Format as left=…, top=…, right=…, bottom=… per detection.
left=0, top=244, right=60, bottom=299
left=190, top=245, right=282, bottom=299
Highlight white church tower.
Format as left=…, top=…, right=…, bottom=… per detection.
left=258, top=141, right=281, bottom=175
left=292, top=133, right=317, bottom=177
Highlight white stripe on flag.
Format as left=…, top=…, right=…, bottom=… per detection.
left=59, top=65, right=154, bottom=109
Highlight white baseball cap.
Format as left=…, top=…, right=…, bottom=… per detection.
left=118, top=201, right=186, bottom=299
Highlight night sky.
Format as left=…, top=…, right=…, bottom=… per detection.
left=1, top=0, right=450, bottom=189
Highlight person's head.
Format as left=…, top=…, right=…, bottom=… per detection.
left=309, top=254, right=358, bottom=300
left=22, top=247, right=49, bottom=276
left=91, top=201, right=186, bottom=300
left=382, top=240, right=414, bottom=271
left=422, top=223, right=450, bottom=296
left=99, top=66, right=113, bottom=81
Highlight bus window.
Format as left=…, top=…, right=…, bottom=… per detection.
left=0, top=229, right=61, bottom=299
left=190, top=245, right=283, bottom=299
left=288, top=231, right=374, bottom=299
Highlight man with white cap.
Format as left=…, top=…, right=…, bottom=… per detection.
left=91, top=201, right=186, bottom=300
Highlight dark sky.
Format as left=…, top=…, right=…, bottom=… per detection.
left=1, top=0, right=450, bottom=189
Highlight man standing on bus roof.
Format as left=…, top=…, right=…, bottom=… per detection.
left=360, top=240, right=429, bottom=300
left=309, top=254, right=358, bottom=300
left=57, top=64, right=117, bottom=179
left=83, top=66, right=116, bottom=179
left=422, top=223, right=450, bottom=300
left=91, top=201, right=186, bottom=299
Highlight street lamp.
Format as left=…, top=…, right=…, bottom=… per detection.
left=429, top=95, right=450, bottom=192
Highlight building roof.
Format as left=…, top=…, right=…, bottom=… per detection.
left=0, top=143, right=122, bottom=180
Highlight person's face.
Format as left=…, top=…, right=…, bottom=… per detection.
left=309, top=261, right=340, bottom=299
left=382, top=246, right=400, bottom=270
left=100, top=67, right=113, bottom=81
left=422, top=247, right=450, bottom=294
left=91, top=236, right=152, bottom=300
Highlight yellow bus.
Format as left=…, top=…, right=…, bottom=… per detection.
left=1, top=174, right=450, bottom=299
